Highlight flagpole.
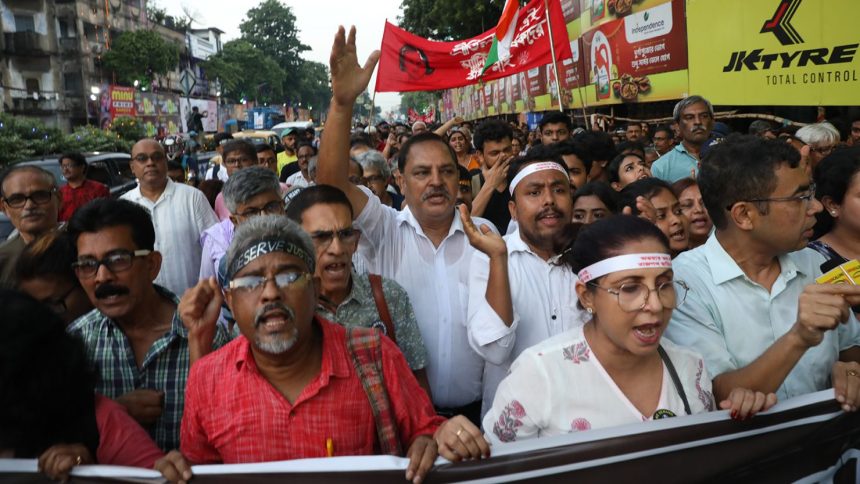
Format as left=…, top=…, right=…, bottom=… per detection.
left=543, top=0, right=564, bottom=113
left=369, top=90, right=376, bottom=126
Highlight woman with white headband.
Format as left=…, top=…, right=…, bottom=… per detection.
left=483, top=215, right=776, bottom=442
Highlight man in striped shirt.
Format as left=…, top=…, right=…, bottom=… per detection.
left=67, top=198, right=229, bottom=451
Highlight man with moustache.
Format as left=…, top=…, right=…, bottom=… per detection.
left=122, top=139, right=218, bottom=297
left=155, top=215, right=488, bottom=483
left=317, top=27, right=496, bottom=425
left=651, top=95, right=715, bottom=183
left=665, top=136, right=860, bottom=412
left=67, top=199, right=229, bottom=451
left=651, top=125, right=675, bottom=156
left=0, top=165, right=61, bottom=288
left=465, top=145, right=588, bottom=415
left=57, top=152, right=109, bottom=222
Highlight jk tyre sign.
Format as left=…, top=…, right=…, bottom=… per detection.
left=688, top=0, right=860, bottom=105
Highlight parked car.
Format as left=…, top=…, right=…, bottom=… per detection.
left=232, top=130, right=284, bottom=152
left=0, top=152, right=135, bottom=241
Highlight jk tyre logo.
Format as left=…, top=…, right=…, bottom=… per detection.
left=760, top=0, right=803, bottom=46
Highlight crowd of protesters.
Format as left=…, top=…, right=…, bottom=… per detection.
left=1, top=26, right=860, bottom=484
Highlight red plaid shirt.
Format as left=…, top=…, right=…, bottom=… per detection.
left=180, top=317, right=444, bottom=463
left=58, top=179, right=110, bottom=221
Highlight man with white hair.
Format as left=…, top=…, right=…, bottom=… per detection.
left=357, top=150, right=403, bottom=209
left=411, top=121, right=427, bottom=135
left=795, top=122, right=840, bottom=168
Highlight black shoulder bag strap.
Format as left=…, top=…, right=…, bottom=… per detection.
left=658, top=345, right=692, bottom=416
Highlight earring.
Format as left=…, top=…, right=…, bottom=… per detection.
left=831, top=211, right=837, bottom=216
left=586, top=307, right=593, bottom=314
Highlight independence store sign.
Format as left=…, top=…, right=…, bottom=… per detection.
left=688, top=0, right=859, bottom=105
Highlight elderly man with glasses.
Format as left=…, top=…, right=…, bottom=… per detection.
left=67, top=198, right=229, bottom=452
left=156, top=214, right=487, bottom=484
left=0, top=165, right=61, bottom=288
left=121, top=139, right=218, bottom=298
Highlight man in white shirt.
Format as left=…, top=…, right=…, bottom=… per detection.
left=122, top=139, right=218, bottom=297
left=203, top=133, right=233, bottom=182
left=466, top=145, right=588, bottom=415
left=317, top=27, right=493, bottom=424
left=664, top=135, right=860, bottom=411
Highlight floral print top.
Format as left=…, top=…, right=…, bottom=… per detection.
left=482, top=325, right=715, bottom=443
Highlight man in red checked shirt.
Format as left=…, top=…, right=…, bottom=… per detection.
left=156, top=209, right=489, bottom=484
left=58, top=153, right=109, bottom=222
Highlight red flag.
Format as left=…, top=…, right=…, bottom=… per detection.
left=375, top=0, right=571, bottom=93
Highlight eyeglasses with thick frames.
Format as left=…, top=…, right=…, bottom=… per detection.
left=2, top=189, right=56, bottom=208
left=229, top=271, right=310, bottom=293
left=587, top=280, right=689, bottom=312
left=309, top=228, right=361, bottom=251
left=72, top=249, right=151, bottom=278
left=132, top=152, right=166, bottom=163
left=725, top=183, right=816, bottom=211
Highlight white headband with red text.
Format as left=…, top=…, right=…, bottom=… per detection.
left=577, top=253, right=673, bottom=283
left=509, top=162, right=568, bottom=195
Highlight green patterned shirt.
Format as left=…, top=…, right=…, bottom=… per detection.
left=67, top=285, right=230, bottom=451
left=317, top=272, right=428, bottom=371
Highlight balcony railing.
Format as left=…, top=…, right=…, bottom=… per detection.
left=3, top=31, right=52, bottom=55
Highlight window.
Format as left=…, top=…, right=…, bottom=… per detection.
left=25, top=78, right=40, bottom=95
left=63, top=72, right=83, bottom=94
left=86, top=162, right=112, bottom=186
left=109, top=158, right=135, bottom=183
left=14, top=15, right=36, bottom=33
left=58, top=19, right=74, bottom=38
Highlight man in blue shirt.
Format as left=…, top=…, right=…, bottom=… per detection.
left=651, top=95, right=714, bottom=183
left=665, top=135, right=860, bottom=412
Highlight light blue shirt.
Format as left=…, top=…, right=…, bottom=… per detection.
left=664, top=233, right=860, bottom=401
left=651, top=143, right=699, bottom=183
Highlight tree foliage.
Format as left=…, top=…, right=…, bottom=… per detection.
left=400, top=91, right=441, bottom=115
left=146, top=5, right=191, bottom=30
left=201, top=40, right=285, bottom=104
left=0, top=113, right=132, bottom=165
left=102, top=30, right=180, bottom=87
left=398, top=0, right=505, bottom=41
left=239, top=0, right=309, bottom=67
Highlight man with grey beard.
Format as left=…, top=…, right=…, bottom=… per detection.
left=157, top=214, right=488, bottom=482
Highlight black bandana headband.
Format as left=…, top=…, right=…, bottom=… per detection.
left=227, top=237, right=314, bottom=280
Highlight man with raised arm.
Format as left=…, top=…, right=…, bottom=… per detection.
left=316, top=27, right=496, bottom=425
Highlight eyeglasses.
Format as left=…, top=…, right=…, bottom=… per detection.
left=229, top=271, right=309, bottom=293
left=72, top=249, right=151, bottom=278
left=309, top=227, right=361, bottom=251
left=587, top=280, right=689, bottom=312
left=132, top=152, right=167, bottom=163
left=2, top=189, right=56, bottom=208
left=235, top=200, right=285, bottom=219
left=224, top=156, right=254, bottom=167
left=727, top=183, right=816, bottom=210
left=348, top=176, right=365, bottom=185
left=365, top=175, right=386, bottom=184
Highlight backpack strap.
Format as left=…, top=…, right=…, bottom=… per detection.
left=368, top=274, right=397, bottom=345
left=346, top=328, right=403, bottom=456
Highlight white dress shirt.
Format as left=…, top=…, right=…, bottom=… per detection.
left=122, top=179, right=219, bottom=297
left=468, top=228, right=588, bottom=416
left=665, top=234, right=860, bottom=401
left=354, top=185, right=494, bottom=408
left=285, top=171, right=312, bottom=188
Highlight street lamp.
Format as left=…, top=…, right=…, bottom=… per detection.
left=90, top=86, right=101, bottom=95
left=133, top=79, right=140, bottom=87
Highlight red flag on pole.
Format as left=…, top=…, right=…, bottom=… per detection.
left=375, top=0, right=572, bottom=93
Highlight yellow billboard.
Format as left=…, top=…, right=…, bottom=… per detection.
left=687, top=0, right=860, bottom=105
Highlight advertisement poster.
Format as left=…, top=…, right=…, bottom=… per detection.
left=135, top=92, right=181, bottom=137
left=580, top=0, right=688, bottom=106
left=179, top=98, right=218, bottom=133
left=687, top=0, right=860, bottom=105
left=108, top=85, right=136, bottom=120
